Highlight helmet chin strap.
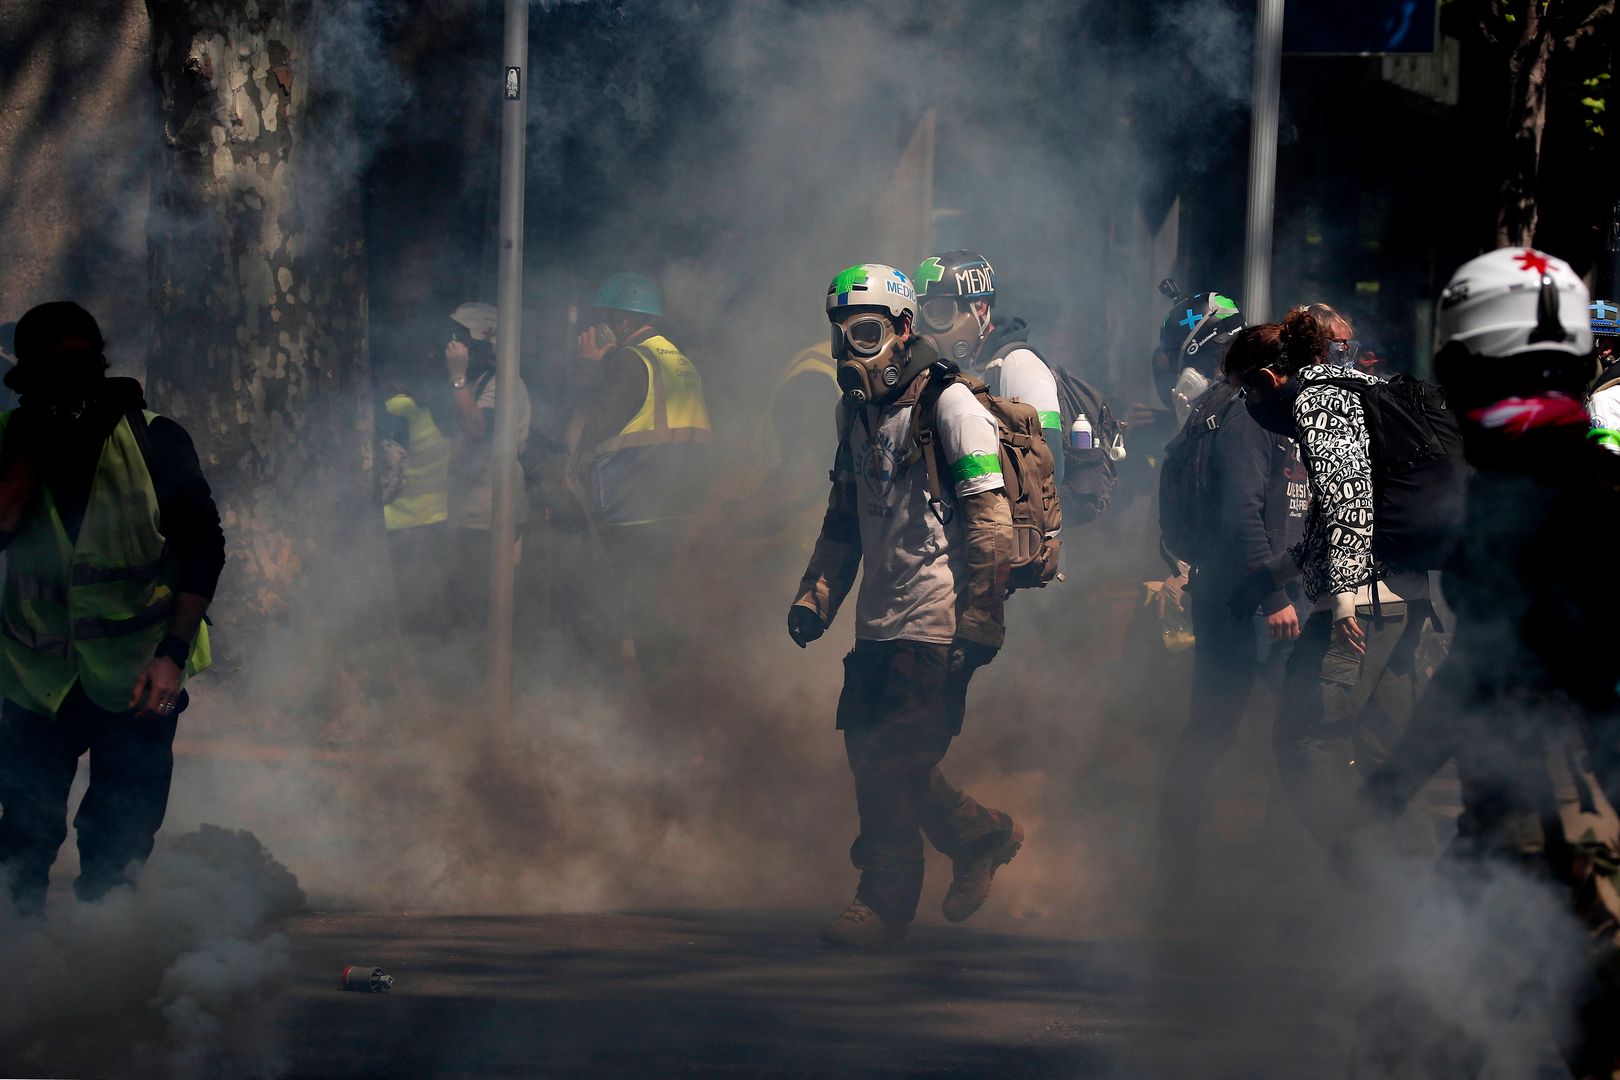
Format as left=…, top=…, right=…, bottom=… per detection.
left=1528, top=273, right=1570, bottom=345
left=973, top=305, right=992, bottom=341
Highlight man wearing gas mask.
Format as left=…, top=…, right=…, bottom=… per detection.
left=913, top=251, right=1065, bottom=483
left=1153, top=285, right=1245, bottom=427
left=788, top=263, right=1023, bottom=948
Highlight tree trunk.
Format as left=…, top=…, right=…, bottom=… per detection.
left=145, top=0, right=374, bottom=697
left=1497, top=6, right=1555, bottom=246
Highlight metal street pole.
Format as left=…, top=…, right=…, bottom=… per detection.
left=488, top=0, right=528, bottom=739
left=1243, top=0, right=1285, bottom=324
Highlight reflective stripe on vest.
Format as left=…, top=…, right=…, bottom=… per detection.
left=778, top=346, right=837, bottom=390
left=592, top=336, right=712, bottom=456
left=755, top=343, right=839, bottom=463
left=0, top=409, right=212, bottom=715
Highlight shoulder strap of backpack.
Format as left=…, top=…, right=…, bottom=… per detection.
left=1188, top=382, right=1241, bottom=433
left=986, top=338, right=1032, bottom=366
left=1593, top=359, right=1620, bottom=397
left=909, top=367, right=960, bottom=527
left=1318, top=375, right=1376, bottom=396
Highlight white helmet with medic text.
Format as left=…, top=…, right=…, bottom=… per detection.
left=825, top=263, right=917, bottom=323
left=825, top=264, right=924, bottom=403
left=1436, top=247, right=1592, bottom=360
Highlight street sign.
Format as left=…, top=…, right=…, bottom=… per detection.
left=1283, top=0, right=1438, bottom=55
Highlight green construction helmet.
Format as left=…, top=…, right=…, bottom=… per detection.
left=594, top=272, right=663, bottom=317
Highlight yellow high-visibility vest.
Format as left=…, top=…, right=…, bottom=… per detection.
left=592, top=335, right=712, bottom=455
left=0, top=410, right=211, bottom=715
left=382, top=394, right=450, bottom=531
left=590, top=336, right=713, bottom=526
left=757, top=342, right=838, bottom=464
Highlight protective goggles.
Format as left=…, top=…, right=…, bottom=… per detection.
left=1328, top=338, right=1362, bottom=368
left=919, top=296, right=964, bottom=333
left=830, top=314, right=894, bottom=358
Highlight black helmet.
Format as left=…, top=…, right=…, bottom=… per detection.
left=1158, top=290, right=1243, bottom=367
left=913, top=251, right=999, bottom=365
left=914, top=251, right=996, bottom=314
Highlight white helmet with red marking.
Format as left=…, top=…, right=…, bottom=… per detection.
left=1436, top=247, right=1592, bottom=360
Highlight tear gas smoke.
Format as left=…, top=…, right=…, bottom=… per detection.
left=1, top=0, right=1607, bottom=1076
left=0, top=825, right=304, bottom=1078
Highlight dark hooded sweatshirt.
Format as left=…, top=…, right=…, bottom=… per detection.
left=1192, top=383, right=1308, bottom=614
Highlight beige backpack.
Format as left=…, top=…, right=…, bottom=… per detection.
left=908, top=364, right=1062, bottom=592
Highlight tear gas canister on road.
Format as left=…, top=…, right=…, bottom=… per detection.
left=339, top=965, right=394, bottom=992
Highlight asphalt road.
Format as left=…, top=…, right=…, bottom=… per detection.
left=274, top=907, right=1344, bottom=1080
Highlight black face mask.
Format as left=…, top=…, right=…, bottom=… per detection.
left=1243, top=379, right=1301, bottom=437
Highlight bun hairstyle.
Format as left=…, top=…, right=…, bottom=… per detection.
left=1280, top=306, right=1332, bottom=372
left=1304, top=302, right=1352, bottom=336
left=1222, top=308, right=1333, bottom=381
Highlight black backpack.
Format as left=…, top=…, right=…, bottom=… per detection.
left=1323, top=375, right=1468, bottom=573
left=984, top=340, right=1124, bottom=526
left=1158, top=381, right=1242, bottom=566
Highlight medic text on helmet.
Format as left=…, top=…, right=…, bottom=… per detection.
left=886, top=271, right=916, bottom=303
left=954, top=267, right=993, bottom=297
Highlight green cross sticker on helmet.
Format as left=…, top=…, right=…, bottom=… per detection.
left=914, top=257, right=945, bottom=291
left=831, top=265, right=869, bottom=296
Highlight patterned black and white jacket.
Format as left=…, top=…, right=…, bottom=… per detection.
left=1289, top=365, right=1378, bottom=618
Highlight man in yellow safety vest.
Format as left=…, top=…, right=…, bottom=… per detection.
left=566, top=273, right=712, bottom=685
left=0, top=302, right=222, bottom=915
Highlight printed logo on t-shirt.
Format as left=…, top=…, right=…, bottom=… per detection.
left=857, top=430, right=899, bottom=501
left=1281, top=446, right=1309, bottom=521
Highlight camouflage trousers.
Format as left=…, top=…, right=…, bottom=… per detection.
left=836, top=639, right=1012, bottom=925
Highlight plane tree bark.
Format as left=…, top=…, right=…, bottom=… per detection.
left=145, top=0, right=374, bottom=698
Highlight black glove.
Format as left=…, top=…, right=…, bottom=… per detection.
left=787, top=605, right=825, bottom=649
left=949, top=639, right=998, bottom=674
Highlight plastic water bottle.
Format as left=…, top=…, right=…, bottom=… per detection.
left=1070, top=412, right=1093, bottom=450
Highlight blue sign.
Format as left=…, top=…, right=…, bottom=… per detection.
left=1283, top=0, right=1437, bottom=55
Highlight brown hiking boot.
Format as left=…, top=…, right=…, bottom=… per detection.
left=819, top=899, right=908, bottom=948
left=942, top=820, right=1024, bottom=923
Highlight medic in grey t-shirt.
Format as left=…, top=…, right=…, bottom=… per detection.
left=787, top=263, right=1025, bottom=949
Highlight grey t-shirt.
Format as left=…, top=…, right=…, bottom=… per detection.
left=450, top=371, right=533, bottom=530
left=838, top=382, right=1005, bottom=645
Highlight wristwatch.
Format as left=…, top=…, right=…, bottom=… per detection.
left=450, top=375, right=468, bottom=390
